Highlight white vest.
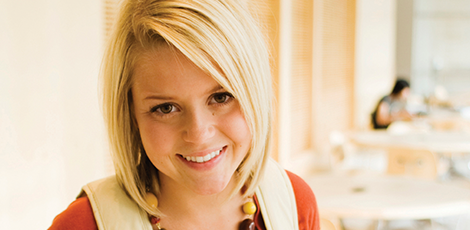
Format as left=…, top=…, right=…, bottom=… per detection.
left=82, top=159, right=299, bottom=230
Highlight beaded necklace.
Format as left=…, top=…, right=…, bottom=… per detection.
left=146, top=192, right=257, bottom=230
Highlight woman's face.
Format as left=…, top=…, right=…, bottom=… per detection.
left=399, top=87, right=410, bottom=100
left=131, top=45, right=252, bottom=195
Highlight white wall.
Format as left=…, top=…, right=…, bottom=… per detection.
left=412, top=0, right=470, bottom=96
left=354, top=0, right=396, bottom=129
left=396, top=0, right=414, bottom=81
left=0, top=1, right=110, bottom=229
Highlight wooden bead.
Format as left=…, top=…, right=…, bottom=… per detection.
left=150, top=216, right=160, bottom=225
left=145, top=192, right=158, bottom=209
left=239, top=219, right=255, bottom=230
left=242, top=201, right=257, bottom=215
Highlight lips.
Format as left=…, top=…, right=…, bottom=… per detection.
left=181, top=148, right=223, bottom=163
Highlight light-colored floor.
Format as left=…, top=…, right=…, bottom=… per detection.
left=339, top=215, right=470, bottom=230
left=312, top=144, right=470, bottom=230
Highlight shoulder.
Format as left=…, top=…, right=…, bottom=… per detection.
left=48, top=197, right=97, bottom=230
left=285, top=170, right=320, bottom=230
left=285, top=171, right=315, bottom=202
left=381, top=95, right=392, bottom=104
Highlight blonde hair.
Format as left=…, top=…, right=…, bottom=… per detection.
left=101, top=0, right=272, bottom=216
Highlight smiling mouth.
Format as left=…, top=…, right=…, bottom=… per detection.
left=181, top=148, right=223, bottom=163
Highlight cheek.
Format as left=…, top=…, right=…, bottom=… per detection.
left=139, top=122, right=176, bottom=158
left=220, top=108, right=252, bottom=149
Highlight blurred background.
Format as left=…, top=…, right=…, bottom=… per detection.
left=1, top=0, right=470, bottom=229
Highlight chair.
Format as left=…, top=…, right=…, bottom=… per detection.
left=329, top=131, right=346, bottom=168
left=320, top=218, right=337, bottom=230
left=386, top=147, right=438, bottom=180
left=329, top=130, right=387, bottom=173
left=380, top=147, right=439, bottom=229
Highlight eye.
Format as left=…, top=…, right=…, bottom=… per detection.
left=214, top=94, right=228, bottom=103
left=211, top=92, right=233, bottom=104
left=159, top=104, right=173, bottom=114
left=151, top=103, right=177, bottom=114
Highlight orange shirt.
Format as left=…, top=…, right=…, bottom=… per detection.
left=49, top=171, right=319, bottom=230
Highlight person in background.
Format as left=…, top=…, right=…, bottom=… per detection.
left=48, top=0, right=319, bottom=229
left=372, top=79, right=413, bottom=129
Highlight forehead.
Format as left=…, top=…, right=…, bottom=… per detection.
left=131, top=44, right=219, bottom=95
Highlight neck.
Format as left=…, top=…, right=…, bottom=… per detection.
left=390, top=94, right=400, bottom=100
left=156, top=172, right=247, bottom=228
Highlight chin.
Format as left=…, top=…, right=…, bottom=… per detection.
left=190, top=177, right=234, bottom=196
left=195, top=189, right=223, bottom=196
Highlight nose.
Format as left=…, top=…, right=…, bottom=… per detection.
left=182, top=108, right=215, bottom=143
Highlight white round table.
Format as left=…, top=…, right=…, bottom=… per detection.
left=350, top=130, right=470, bottom=154
left=307, top=172, right=470, bottom=220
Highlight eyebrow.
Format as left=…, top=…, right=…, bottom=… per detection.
left=144, top=95, right=174, bottom=100
left=143, top=84, right=224, bottom=101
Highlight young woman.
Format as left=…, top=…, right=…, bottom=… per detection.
left=372, top=79, right=413, bottom=129
left=49, top=0, right=319, bottom=229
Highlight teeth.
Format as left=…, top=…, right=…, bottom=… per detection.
left=183, top=149, right=222, bottom=163
left=196, top=156, right=203, bottom=163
